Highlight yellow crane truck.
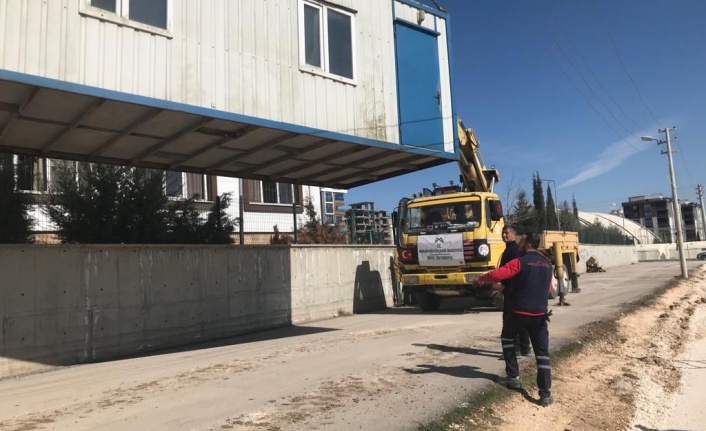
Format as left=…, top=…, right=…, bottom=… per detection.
left=392, top=119, right=579, bottom=311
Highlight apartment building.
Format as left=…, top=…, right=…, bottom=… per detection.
left=346, top=201, right=392, bottom=244
left=622, top=194, right=704, bottom=242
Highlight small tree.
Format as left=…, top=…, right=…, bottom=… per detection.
left=507, top=188, right=536, bottom=233
left=0, top=154, right=33, bottom=243
left=558, top=200, right=579, bottom=233
left=270, top=225, right=293, bottom=244
left=297, top=198, right=346, bottom=244
left=46, top=162, right=170, bottom=243
left=165, top=198, right=203, bottom=243
left=200, top=193, right=236, bottom=244
left=500, top=173, right=520, bottom=218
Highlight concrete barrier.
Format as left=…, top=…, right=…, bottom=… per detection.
left=636, top=241, right=706, bottom=261
left=578, top=244, right=638, bottom=273
left=0, top=244, right=395, bottom=378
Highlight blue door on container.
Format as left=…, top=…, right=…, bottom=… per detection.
left=394, top=21, right=443, bottom=151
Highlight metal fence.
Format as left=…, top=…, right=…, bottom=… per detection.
left=20, top=195, right=351, bottom=245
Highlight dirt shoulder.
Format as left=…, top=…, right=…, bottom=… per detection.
left=426, top=265, right=706, bottom=431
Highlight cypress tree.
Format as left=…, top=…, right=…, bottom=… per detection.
left=532, top=172, right=547, bottom=231
left=546, top=185, right=558, bottom=229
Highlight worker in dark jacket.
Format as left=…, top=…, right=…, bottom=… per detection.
left=476, top=232, right=554, bottom=407
left=499, top=226, right=531, bottom=357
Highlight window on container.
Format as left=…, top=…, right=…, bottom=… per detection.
left=129, top=0, right=167, bottom=29
left=327, top=9, right=353, bottom=79
left=304, top=4, right=322, bottom=68
left=301, top=1, right=354, bottom=80
left=91, top=0, right=116, bottom=12
left=88, top=0, right=168, bottom=30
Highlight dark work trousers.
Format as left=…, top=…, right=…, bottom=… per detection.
left=500, top=312, right=552, bottom=397
left=503, top=290, right=531, bottom=353
left=502, top=310, right=531, bottom=353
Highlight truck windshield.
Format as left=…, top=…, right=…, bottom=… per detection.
left=406, top=200, right=482, bottom=232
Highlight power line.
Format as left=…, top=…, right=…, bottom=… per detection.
left=508, top=0, right=643, bottom=152
left=527, top=0, right=635, bottom=138
left=542, top=0, right=643, bottom=133
left=588, top=2, right=664, bottom=129
left=581, top=3, right=698, bottom=199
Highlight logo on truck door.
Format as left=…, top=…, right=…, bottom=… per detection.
left=418, top=233, right=464, bottom=266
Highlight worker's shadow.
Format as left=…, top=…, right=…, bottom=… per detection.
left=412, top=343, right=500, bottom=358
left=514, top=387, right=543, bottom=406
left=673, top=359, right=706, bottom=369
left=403, top=363, right=549, bottom=407
left=635, top=426, right=691, bottom=431
left=402, top=364, right=497, bottom=382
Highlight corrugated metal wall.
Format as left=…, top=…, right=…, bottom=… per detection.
left=0, top=0, right=452, bottom=148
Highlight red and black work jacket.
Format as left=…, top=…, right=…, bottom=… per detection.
left=478, top=250, right=552, bottom=316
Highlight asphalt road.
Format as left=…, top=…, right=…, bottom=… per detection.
left=0, top=261, right=701, bottom=431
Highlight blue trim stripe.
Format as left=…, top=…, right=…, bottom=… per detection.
left=395, top=0, right=449, bottom=19
left=0, top=69, right=456, bottom=160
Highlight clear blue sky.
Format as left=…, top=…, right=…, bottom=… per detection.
left=346, top=0, right=706, bottom=216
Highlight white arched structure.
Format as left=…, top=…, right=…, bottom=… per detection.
left=578, top=211, right=660, bottom=245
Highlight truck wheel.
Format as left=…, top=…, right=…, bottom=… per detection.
left=492, top=292, right=504, bottom=311
left=417, top=291, right=441, bottom=311
left=548, top=272, right=559, bottom=299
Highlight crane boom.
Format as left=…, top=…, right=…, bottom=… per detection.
left=457, top=119, right=500, bottom=193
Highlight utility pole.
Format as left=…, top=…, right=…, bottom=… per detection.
left=697, top=184, right=706, bottom=241
left=642, top=128, right=688, bottom=279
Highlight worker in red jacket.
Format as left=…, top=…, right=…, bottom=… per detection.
left=475, top=232, right=554, bottom=407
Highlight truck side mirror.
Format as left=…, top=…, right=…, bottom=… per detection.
left=489, top=200, right=504, bottom=221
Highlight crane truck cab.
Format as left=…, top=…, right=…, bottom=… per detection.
left=391, top=118, right=580, bottom=311
left=393, top=188, right=506, bottom=311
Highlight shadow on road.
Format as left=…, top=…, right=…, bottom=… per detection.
left=114, top=325, right=339, bottom=361
left=507, top=386, right=543, bottom=406
left=373, top=307, right=483, bottom=316
left=402, top=364, right=551, bottom=408
left=412, top=343, right=500, bottom=359
left=371, top=297, right=501, bottom=315
left=673, top=359, right=706, bottom=369
left=402, top=364, right=497, bottom=382
left=635, top=426, right=692, bottom=431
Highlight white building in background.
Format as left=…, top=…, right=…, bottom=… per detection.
left=9, top=154, right=346, bottom=243
left=1, top=0, right=457, bottom=243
